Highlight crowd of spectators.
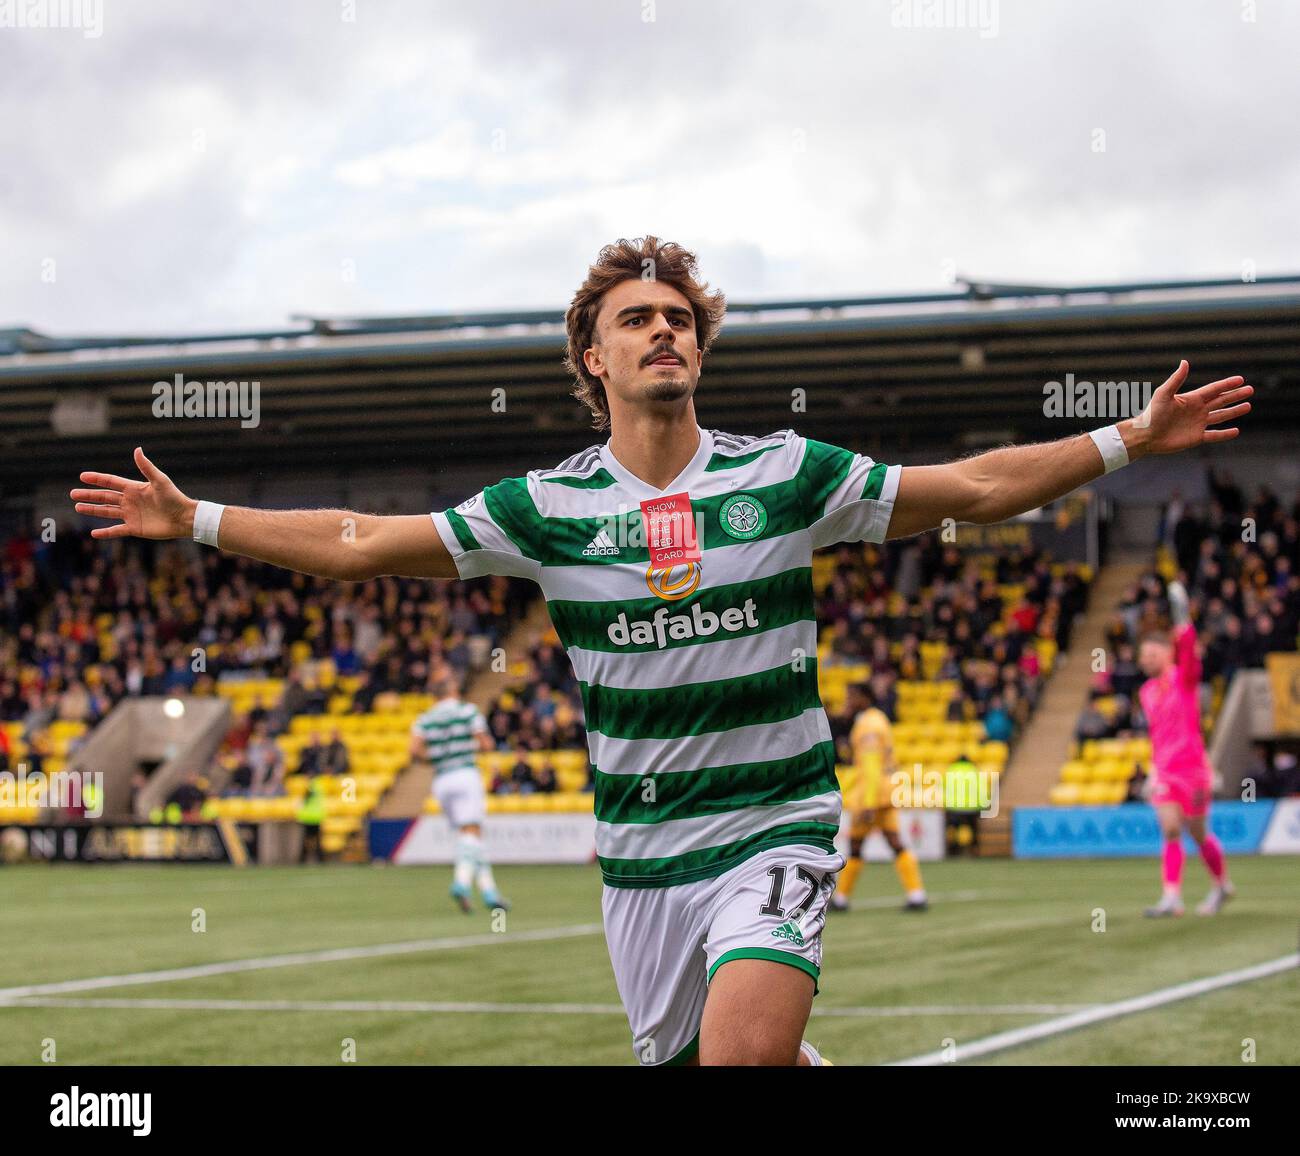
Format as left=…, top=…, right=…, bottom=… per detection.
left=1, top=526, right=538, bottom=798
left=489, top=750, right=569, bottom=795
left=5, top=520, right=1104, bottom=800
left=1083, top=473, right=1300, bottom=746
left=820, top=534, right=1091, bottom=752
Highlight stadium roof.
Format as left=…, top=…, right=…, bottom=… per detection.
left=5, top=274, right=1299, bottom=487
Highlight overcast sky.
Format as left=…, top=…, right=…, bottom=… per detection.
left=2, top=0, right=1295, bottom=336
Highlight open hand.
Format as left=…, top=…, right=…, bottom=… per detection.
left=69, top=447, right=196, bottom=540
left=1135, top=361, right=1253, bottom=454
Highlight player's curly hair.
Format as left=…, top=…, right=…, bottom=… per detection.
left=563, top=236, right=727, bottom=431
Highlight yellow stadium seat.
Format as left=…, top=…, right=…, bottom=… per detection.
left=1050, top=783, right=1082, bottom=805
left=270, top=798, right=299, bottom=821
left=1060, top=761, right=1088, bottom=785
left=558, top=769, right=587, bottom=793
left=219, top=798, right=249, bottom=820
left=328, top=797, right=375, bottom=819
left=0, top=804, right=41, bottom=823
left=245, top=798, right=278, bottom=821
left=979, top=740, right=1009, bottom=763
left=1104, top=761, right=1135, bottom=784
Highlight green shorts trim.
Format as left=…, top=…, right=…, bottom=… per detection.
left=707, top=947, right=821, bottom=995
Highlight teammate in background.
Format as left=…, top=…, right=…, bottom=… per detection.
left=831, top=683, right=928, bottom=913
left=70, top=236, right=1252, bottom=1065
left=1140, top=580, right=1233, bottom=917
left=411, top=671, right=510, bottom=914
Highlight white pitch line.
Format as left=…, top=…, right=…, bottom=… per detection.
left=3, top=997, right=1097, bottom=1018
left=844, top=890, right=1003, bottom=909
left=0, top=923, right=604, bottom=1003
left=814, top=1004, right=1098, bottom=1017
left=0, top=890, right=1003, bottom=1005
left=890, top=953, right=1300, bottom=1066
left=6, top=997, right=628, bottom=1015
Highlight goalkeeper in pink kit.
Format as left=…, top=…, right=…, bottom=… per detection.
left=1139, top=581, right=1234, bottom=917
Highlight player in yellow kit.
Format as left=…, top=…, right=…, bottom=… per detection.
left=830, top=683, right=928, bottom=913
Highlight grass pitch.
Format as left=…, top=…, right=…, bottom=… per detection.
left=0, top=857, right=1295, bottom=1065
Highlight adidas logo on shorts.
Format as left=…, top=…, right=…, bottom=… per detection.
left=581, top=529, right=620, bottom=556
left=771, top=921, right=805, bottom=946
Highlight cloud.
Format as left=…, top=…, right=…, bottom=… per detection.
left=1, top=0, right=1297, bottom=333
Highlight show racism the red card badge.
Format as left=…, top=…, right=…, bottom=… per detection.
left=639, top=492, right=702, bottom=568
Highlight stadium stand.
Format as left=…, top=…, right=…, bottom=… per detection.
left=0, top=529, right=541, bottom=850
left=1052, top=475, right=1300, bottom=804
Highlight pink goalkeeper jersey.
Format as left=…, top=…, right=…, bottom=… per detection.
left=1139, top=623, right=1210, bottom=785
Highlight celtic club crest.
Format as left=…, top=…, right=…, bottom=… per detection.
left=718, top=493, right=768, bottom=540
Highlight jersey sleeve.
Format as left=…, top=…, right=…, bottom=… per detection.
left=786, top=431, right=902, bottom=549
left=430, top=474, right=544, bottom=582
left=1174, top=623, right=1202, bottom=690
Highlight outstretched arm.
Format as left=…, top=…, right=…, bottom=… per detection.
left=1173, top=620, right=1202, bottom=691
left=885, top=361, right=1251, bottom=539
left=71, top=447, right=457, bottom=581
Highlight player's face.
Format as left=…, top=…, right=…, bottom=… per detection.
left=1138, top=640, right=1172, bottom=677
left=585, top=279, right=703, bottom=408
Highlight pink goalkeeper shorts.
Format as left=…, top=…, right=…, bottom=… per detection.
left=1150, top=779, right=1211, bottom=819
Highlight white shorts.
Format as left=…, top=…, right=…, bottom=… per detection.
left=431, top=767, right=486, bottom=829
left=602, top=843, right=844, bottom=1066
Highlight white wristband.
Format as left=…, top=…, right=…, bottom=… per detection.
left=192, top=500, right=225, bottom=547
left=1087, top=424, right=1129, bottom=474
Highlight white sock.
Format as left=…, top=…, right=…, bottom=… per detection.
left=798, top=1040, right=824, bottom=1066
left=454, top=833, right=480, bottom=890
left=475, top=861, right=498, bottom=896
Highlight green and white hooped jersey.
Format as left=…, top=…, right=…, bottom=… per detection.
left=412, top=697, right=488, bottom=776
left=430, top=427, right=901, bottom=889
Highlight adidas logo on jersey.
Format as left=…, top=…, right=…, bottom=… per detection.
left=606, top=599, right=758, bottom=650
left=771, top=921, right=805, bottom=946
left=582, top=529, right=621, bottom=556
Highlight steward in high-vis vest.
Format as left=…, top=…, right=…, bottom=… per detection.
left=944, top=753, right=982, bottom=856
left=297, top=777, right=327, bottom=863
